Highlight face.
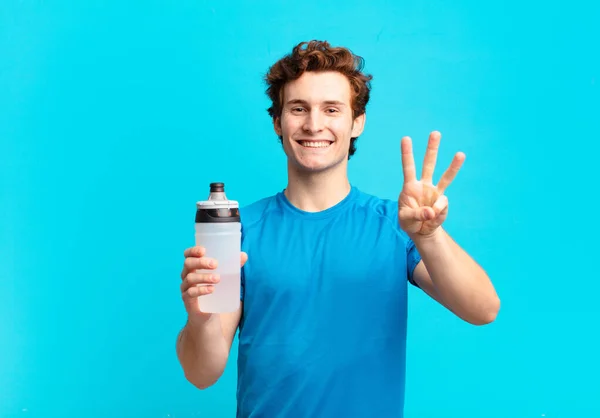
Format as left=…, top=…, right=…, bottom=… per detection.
left=274, top=71, right=365, bottom=173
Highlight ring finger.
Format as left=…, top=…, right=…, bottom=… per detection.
left=181, top=272, right=220, bottom=292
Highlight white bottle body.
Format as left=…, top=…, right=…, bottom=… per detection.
left=194, top=222, right=241, bottom=313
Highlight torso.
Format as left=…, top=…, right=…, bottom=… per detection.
left=236, top=187, right=420, bottom=418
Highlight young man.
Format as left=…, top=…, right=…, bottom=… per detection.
left=177, top=40, right=500, bottom=417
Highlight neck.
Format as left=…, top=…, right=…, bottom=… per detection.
left=284, top=161, right=351, bottom=212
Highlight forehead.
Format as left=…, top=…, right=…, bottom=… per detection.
left=283, top=71, right=352, bottom=104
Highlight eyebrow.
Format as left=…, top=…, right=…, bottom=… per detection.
left=286, top=99, right=347, bottom=107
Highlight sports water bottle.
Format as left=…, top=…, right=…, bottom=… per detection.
left=195, top=182, right=241, bottom=313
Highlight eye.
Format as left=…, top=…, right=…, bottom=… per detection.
left=325, top=108, right=339, bottom=114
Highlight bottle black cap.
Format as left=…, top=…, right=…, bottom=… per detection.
left=195, top=182, right=240, bottom=223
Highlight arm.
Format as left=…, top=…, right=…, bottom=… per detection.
left=176, top=246, right=248, bottom=389
left=398, top=131, right=500, bottom=325
left=410, top=228, right=500, bottom=325
left=176, top=307, right=242, bottom=389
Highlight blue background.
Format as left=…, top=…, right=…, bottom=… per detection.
left=1, top=1, right=599, bottom=417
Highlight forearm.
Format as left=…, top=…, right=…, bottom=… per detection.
left=176, top=315, right=229, bottom=389
left=413, top=228, right=500, bottom=325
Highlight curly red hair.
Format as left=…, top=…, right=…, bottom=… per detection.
left=264, top=40, right=373, bottom=158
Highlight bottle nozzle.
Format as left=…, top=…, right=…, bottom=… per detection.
left=208, top=182, right=227, bottom=201
left=210, top=182, right=224, bottom=193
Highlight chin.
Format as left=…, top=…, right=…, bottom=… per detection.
left=290, top=155, right=346, bottom=174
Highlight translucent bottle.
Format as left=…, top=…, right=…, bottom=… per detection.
left=195, top=182, right=241, bottom=313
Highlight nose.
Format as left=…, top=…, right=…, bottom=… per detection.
left=302, top=110, right=324, bottom=134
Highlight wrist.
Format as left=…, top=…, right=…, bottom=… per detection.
left=410, top=227, right=445, bottom=249
left=186, top=313, right=216, bottom=334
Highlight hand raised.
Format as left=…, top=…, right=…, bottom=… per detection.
left=398, top=131, right=465, bottom=238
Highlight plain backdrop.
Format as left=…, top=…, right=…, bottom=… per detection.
left=1, top=0, right=599, bottom=417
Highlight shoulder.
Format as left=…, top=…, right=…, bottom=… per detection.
left=352, top=188, right=411, bottom=242
left=239, top=193, right=280, bottom=232
left=353, top=188, right=399, bottom=224
left=353, top=189, right=422, bottom=276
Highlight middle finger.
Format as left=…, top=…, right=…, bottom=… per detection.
left=183, top=256, right=218, bottom=275
left=421, top=131, right=441, bottom=183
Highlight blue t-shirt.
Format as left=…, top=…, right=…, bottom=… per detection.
left=237, top=186, right=421, bottom=418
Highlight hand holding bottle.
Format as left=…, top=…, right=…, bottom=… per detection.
left=180, top=245, right=248, bottom=324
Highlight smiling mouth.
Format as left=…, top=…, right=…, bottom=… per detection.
left=296, top=140, right=334, bottom=148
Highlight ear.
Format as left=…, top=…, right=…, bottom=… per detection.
left=351, top=113, right=366, bottom=137
left=273, top=116, right=282, bottom=136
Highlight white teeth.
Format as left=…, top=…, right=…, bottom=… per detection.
left=299, top=141, right=331, bottom=148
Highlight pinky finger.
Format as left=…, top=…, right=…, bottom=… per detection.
left=184, top=284, right=214, bottom=299
left=437, top=152, right=465, bottom=193
left=432, top=195, right=449, bottom=216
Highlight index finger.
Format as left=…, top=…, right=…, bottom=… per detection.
left=401, top=136, right=417, bottom=183
left=183, top=246, right=206, bottom=258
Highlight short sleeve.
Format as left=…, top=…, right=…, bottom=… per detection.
left=240, top=223, right=246, bottom=301
left=406, top=237, right=422, bottom=287
left=240, top=264, right=245, bottom=301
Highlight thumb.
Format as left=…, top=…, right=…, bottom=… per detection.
left=415, top=206, right=435, bottom=221
left=240, top=251, right=248, bottom=267
left=399, top=206, right=435, bottom=222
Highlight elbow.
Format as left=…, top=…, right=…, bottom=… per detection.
left=176, top=336, right=224, bottom=390
left=470, top=295, right=501, bottom=326
left=184, top=371, right=219, bottom=390
left=193, top=381, right=217, bottom=391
